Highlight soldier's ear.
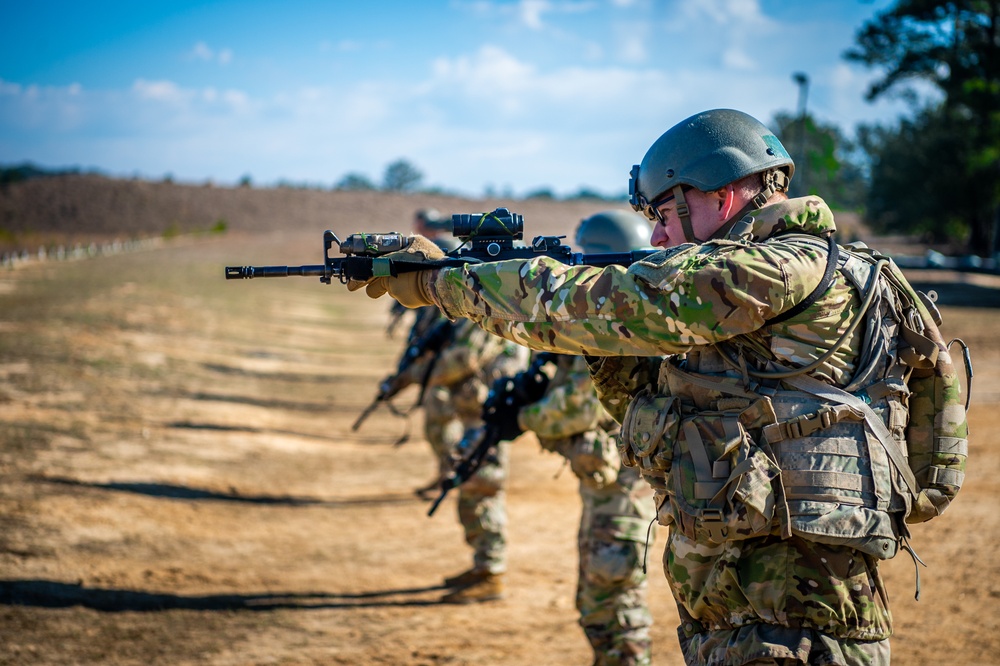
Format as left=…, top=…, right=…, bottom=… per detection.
left=717, top=184, right=736, bottom=220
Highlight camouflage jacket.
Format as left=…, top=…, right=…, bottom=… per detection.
left=431, top=196, right=853, bottom=384
left=518, top=354, right=607, bottom=440
left=428, top=197, right=889, bottom=638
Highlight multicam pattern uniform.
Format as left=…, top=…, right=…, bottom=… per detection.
left=518, top=353, right=656, bottom=665
left=401, top=316, right=530, bottom=575
left=424, top=196, right=966, bottom=665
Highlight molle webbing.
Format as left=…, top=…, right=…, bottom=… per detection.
left=782, top=372, right=919, bottom=500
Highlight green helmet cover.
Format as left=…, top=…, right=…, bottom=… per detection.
left=575, top=210, right=652, bottom=253
left=629, top=108, right=794, bottom=213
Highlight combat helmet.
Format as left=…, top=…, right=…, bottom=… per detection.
left=629, top=109, right=794, bottom=243
left=575, top=210, right=652, bottom=253
left=415, top=208, right=452, bottom=233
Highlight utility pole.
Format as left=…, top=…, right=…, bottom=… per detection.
left=792, top=72, right=809, bottom=197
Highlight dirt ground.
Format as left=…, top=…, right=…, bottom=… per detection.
left=1, top=229, right=999, bottom=665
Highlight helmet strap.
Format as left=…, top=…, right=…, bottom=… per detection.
left=674, top=185, right=700, bottom=243
left=714, top=169, right=790, bottom=241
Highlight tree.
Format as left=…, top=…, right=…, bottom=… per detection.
left=335, top=172, right=376, bottom=191
left=844, top=0, right=1000, bottom=252
left=382, top=159, right=423, bottom=192
left=857, top=106, right=979, bottom=244
left=524, top=187, right=555, bottom=200
left=771, top=112, right=868, bottom=211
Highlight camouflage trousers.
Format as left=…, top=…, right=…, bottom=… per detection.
left=424, top=387, right=508, bottom=574
left=577, top=461, right=656, bottom=665
left=665, top=532, right=892, bottom=666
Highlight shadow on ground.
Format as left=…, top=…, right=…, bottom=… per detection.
left=0, top=579, right=448, bottom=612
left=34, top=476, right=422, bottom=507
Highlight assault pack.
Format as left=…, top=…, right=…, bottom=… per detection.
left=619, top=235, right=971, bottom=593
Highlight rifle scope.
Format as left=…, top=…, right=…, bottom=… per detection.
left=451, top=207, right=523, bottom=242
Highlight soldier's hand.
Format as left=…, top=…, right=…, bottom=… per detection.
left=346, top=234, right=445, bottom=306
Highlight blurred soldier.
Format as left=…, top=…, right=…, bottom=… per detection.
left=381, top=208, right=530, bottom=603
left=387, top=208, right=457, bottom=340
left=518, top=212, right=658, bottom=665
left=381, top=312, right=529, bottom=603
left=423, top=319, right=529, bottom=603
left=348, top=109, right=968, bottom=665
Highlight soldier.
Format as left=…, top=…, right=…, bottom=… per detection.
left=425, top=319, right=529, bottom=604
left=517, top=211, right=658, bottom=665
left=383, top=208, right=530, bottom=603
left=349, top=108, right=967, bottom=665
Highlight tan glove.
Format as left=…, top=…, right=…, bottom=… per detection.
left=346, top=234, right=445, bottom=306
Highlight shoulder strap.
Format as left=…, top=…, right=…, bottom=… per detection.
left=765, top=234, right=839, bottom=327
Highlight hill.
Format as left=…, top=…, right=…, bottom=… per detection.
left=0, top=174, right=623, bottom=255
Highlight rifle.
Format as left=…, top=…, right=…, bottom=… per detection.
left=225, top=207, right=658, bottom=284
left=352, top=317, right=454, bottom=433
left=427, top=352, right=555, bottom=517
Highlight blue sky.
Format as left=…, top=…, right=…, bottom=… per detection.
left=1, top=0, right=922, bottom=198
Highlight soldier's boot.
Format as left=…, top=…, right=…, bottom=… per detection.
left=442, top=566, right=491, bottom=588
left=441, top=573, right=504, bottom=604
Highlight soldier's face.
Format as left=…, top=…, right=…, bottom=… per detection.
left=650, top=188, right=728, bottom=248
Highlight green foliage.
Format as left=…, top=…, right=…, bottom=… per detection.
left=771, top=112, right=868, bottom=211
left=335, top=172, right=376, bottom=191
left=210, top=218, right=228, bottom=234
left=525, top=187, right=555, bottom=200
left=0, top=162, right=81, bottom=185
left=569, top=187, right=610, bottom=201
left=858, top=104, right=982, bottom=245
left=381, top=159, right=423, bottom=192
left=844, top=0, right=1000, bottom=252
left=162, top=222, right=181, bottom=239
left=238, top=174, right=253, bottom=188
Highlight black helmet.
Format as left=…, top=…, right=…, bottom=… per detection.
left=415, top=208, right=451, bottom=232
left=575, top=210, right=651, bottom=253
left=629, top=109, right=793, bottom=242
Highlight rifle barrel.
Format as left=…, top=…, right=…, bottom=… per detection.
left=351, top=397, right=382, bottom=431
left=225, top=265, right=329, bottom=279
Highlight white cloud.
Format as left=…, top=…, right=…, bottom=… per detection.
left=0, top=0, right=934, bottom=199
left=457, top=0, right=599, bottom=31
left=133, top=79, right=190, bottom=103
left=192, top=41, right=214, bottom=61
left=188, top=42, right=234, bottom=65
left=519, top=0, right=549, bottom=29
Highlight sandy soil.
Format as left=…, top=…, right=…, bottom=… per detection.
left=1, top=230, right=998, bottom=665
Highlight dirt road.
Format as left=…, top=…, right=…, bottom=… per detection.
left=1, top=231, right=998, bottom=665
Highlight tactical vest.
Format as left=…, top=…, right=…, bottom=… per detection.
left=619, top=235, right=970, bottom=562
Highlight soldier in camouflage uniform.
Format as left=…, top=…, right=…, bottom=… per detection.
left=518, top=211, right=657, bottom=666
left=351, top=109, right=967, bottom=665
left=389, top=209, right=463, bottom=499
left=416, top=318, right=530, bottom=603
left=386, top=209, right=531, bottom=604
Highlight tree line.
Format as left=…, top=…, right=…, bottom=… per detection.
left=781, top=0, right=999, bottom=255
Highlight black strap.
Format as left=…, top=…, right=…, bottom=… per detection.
left=765, top=234, right=839, bottom=326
